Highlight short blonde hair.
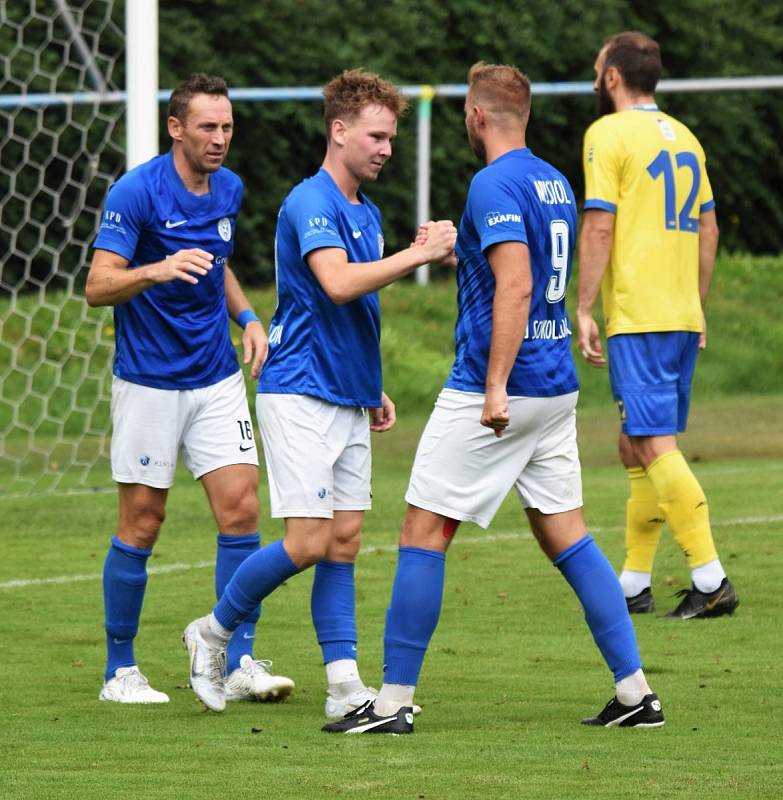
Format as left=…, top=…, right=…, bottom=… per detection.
left=466, top=62, right=531, bottom=125
left=323, top=69, right=407, bottom=138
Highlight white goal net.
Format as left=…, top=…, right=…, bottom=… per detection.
left=1, top=0, right=125, bottom=496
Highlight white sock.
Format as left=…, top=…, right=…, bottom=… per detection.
left=374, top=683, right=415, bottom=717
left=205, top=613, right=232, bottom=644
left=326, top=659, right=363, bottom=699
left=691, top=559, right=726, bottom=594
left=615, top=669, right=651, bottom=707
left=619, top=569, right=652, bottom=598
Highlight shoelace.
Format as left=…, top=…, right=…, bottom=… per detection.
left=118, top=669, right=149, bottom=689
left=244, top=658, right=273, bottom=676
left=207, top=648, right=227, bottom=683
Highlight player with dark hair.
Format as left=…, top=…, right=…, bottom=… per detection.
left=577, top=32, right=739, bottom=619
left=323, top=62, right=663, bottom=734
left=87, top=73, right=293, bottom=704
left=183, top=69, right=456, bottom=714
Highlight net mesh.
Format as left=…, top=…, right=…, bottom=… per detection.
left=1, top=0, right=125, bottom=495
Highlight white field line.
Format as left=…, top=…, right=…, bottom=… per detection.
left=2, top=514, right=782, bottom=591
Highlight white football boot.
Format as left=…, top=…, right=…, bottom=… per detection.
left=99, top=666, right=169, bottom=704
left=183, top=617, right=227, bottom=712
left=225, top=655, right=295, bottom=702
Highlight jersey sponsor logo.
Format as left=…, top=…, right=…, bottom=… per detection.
left=101, top=209, right=126, bottom=235
left=532, top=179, right=572, bottom=205
left=485, top=210, right=522, bottom=227
left=304, top=216, right=337, bottom=240
left=165, top=219, right=187, bottom=229
left=655, top=117, right=676, bottom=141
left=218, top=217, right=232, bottom=242
left=268, top=325, right=283, bottom=345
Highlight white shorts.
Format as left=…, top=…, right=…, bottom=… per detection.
left=256, top=393, right=372, bottom=518
left=405, top=388, right=583, bottom=528
left=111, top=371, right=258, bottom=488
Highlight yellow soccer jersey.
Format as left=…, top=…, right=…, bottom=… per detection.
left=583, top=105, right=715, bottom=336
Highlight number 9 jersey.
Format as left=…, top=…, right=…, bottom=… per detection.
left=583, top=105, right=715, bottom=336
left=447, top=147, right=578, bottom=398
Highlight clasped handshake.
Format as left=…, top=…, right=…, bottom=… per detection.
left=412, top=220, right=458, bottom=267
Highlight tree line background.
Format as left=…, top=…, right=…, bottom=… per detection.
left=3, top=0, right=782, bottom=289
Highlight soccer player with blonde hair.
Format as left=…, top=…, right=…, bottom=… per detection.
left=183, top=69, right=456, bottom=714
left=324, top=62, right=663, bottom=733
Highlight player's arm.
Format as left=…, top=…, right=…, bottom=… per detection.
left=85, top=248, right=214, bottom=307
left=306, top=220, right=456, bottom=304
left=224, top=264, right=268, bottom=379
left=697, top=208, right=719, bottom=350
left=575, top=209, right=614, bottom=367
left=483, top=241, right=533, bottom=437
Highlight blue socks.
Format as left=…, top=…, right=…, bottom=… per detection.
left=216, top=533, right=261, bottom=673
left=214, top=539, right=301, bottom=631
left=554, top=535, right=642, bottom=681
left=311, top=560, right=358, bottom=663
left=383, top=546, right=446, bottom=686
left=103, top=535, right=151, bottom=680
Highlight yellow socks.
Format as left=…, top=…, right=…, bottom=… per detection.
left=623, top=466, right=665, bottom=575
left=645, top=450, right=719, bottom=568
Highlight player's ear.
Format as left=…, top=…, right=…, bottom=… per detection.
left=331, top=118, right=348, bottom=147
left=603, top=65, right=621, bottom=91
left=168, top=115, right=184, bottom=142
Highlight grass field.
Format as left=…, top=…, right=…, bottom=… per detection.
left=2, top=397, right=782, bottom=799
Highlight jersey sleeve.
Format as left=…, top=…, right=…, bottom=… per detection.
left=583, top=120, right=621, bottom=213
left=467, top=168, right=528, bottom=253
left=284, top=186, right=346, bottom=259
left=92, top=174, right=148, bottom=261
left=698, top=152, right=716, bottom=213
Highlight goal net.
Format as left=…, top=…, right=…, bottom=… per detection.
left=1, top=0, right=125, bottom=496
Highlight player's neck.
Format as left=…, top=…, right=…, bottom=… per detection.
left=321, top=156, right=361, bottom=203
left=483, top=132, right=526, bottom=165
left=171, top=148, right=211, bottom=195
left=613, top=90, right=656, bottom=112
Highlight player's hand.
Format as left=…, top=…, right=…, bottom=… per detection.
left=420, top=220, right=457, bottom=264
left=242, top=320, right=268, bottom=379
left=148, top=249, right=214, bottom=285
left=576, top=311, right=606, bottom=367
left=699, top=313, right=707, bottom=351
left=481, top=386, right=510, bottom=438
left=370, top=391, right=396, bottom=433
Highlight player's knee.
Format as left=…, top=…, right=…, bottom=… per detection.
left=122, top=505, right=164, bottom=548
left=286, top=536, right=329, bottom=568
left=216, top=489, right=259, bottom=533
left=400, top=508, right=451, bottom=550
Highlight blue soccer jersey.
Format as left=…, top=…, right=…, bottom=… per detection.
left=93, top=151, right=241, bottom=390
left=446, top=148, right=579, bottom=397
left=259, top=168, right=383, bottom=408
